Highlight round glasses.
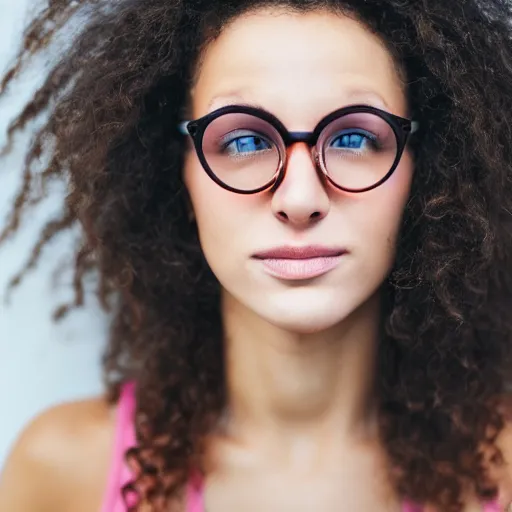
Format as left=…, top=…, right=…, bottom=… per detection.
left=179, top=105, right=418, bottom=194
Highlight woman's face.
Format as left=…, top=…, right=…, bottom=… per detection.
left=184, top=9, right=413, bottom=334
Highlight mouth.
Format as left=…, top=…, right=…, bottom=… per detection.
left=252, top=245, right=347, bottom=280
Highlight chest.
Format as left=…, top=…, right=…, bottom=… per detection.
left=202, top=469, right=402, bottom=512
left=200, top=467, right=497, bottom=512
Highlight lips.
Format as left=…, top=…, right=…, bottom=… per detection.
left=252, top=245, right=347, bottom=280
left=252, top=245, right=346, bottom=260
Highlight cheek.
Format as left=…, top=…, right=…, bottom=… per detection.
left=183, top=155, right=251, bottom=260
left=386, top=153, right=414, bottom=215
left=352, top=157, right=413, bottom=249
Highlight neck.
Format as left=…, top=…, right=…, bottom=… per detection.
left=221, top=293, right=381, bottom=445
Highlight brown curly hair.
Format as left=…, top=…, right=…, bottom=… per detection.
left=3, top=0, right=512, bottom=510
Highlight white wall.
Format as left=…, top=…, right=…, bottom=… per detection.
left=0, top=0, right=107, bottom=468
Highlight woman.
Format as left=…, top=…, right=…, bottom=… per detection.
left=1, top=0, right=512, bottom=510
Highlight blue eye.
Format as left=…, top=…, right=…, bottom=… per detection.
left=224, top=134, right=272, bottom=155
left=330, top=130, right=377, bottom=151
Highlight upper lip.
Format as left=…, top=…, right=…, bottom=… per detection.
left=252, top=245, right=347, bottom=260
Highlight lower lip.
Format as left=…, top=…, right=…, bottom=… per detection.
left=257, top=255, right=344, bottom=280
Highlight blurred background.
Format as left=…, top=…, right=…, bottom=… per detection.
left=0, top=0, right=108, bottom=468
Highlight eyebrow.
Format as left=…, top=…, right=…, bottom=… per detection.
left=207, top=92, right=258, bottom=112
left=206, top=88, right=394, bottom=115
left=342, top=89, right=391, bottom=111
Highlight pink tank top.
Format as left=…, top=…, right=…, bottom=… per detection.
left=100, top=382, right=501, bottom=512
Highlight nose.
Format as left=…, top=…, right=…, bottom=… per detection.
left=271, top=143, right=330, bottom=227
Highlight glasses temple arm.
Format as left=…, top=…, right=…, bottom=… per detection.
left=178, top=121, right=190, bottom=135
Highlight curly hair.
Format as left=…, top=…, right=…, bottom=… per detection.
left=2, top=0, right=512, bottom=510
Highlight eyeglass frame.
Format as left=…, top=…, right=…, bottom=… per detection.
left=178, top=104, right=419, bottom=195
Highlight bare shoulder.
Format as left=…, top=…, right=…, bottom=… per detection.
left=0, top=396, right=116, bottom=512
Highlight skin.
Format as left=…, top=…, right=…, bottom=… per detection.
left=2, top=8, right=512, bottom=512
left=0, top=398, right=114, bottom=512
left=185, top=10, right=412, bottom=511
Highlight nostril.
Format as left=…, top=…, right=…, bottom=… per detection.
left=278, top=211, right=288, bottom=221
left=310, top=211, right=322, bottom=219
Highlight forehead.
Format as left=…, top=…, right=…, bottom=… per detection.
left=191, top=9, right=407, bottom=126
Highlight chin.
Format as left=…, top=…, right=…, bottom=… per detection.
left=223, top=279, right=381, bottom=336
left=248, top=282, right=384, bottom=335
left=259, top=299, right=357, bottom=335
left=270, top=318, right=340, bottom=335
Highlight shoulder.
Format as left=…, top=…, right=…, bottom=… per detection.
left=0, top=396, right=116, bottom=512
left=11, top=396, right=115, bottom=469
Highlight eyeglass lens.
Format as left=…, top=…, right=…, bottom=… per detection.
left=201, top=111, right=399, bottom=192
